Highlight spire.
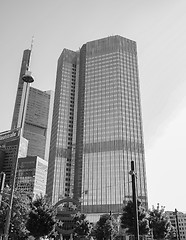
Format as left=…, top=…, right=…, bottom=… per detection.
left=27, top=36, right=34, bottom=71
left=30, top=35, right=34, bottom=52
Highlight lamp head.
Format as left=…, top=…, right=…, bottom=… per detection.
left=22, top=70, right=34, bottom=83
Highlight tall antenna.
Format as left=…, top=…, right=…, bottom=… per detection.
left=30, top=36, right=34, bottom=52
left=28, top=35, right=34, bottom=70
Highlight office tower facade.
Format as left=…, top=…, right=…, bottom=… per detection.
left=47, top=49, right=78, bottom=202
left=46, top=36, right=148, bottom=214
left=23, top=87, right=54, bottom=160
left=16, top=156, right=48, bottom=198
left=11, top=49, right=54, bottom=161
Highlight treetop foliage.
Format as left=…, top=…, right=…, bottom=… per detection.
left=73, top=213, right=92, bottom=239
left=0, top=190, right=175, bottom=240
left=149, top=203, right=172, bottom=240
left=0, top=186, right=32, bottom=239
left=120, top=200, right=149, bottom=236
left=26, top=195, right=56, bottom=239
left=93, top=213, right=118, bottom=240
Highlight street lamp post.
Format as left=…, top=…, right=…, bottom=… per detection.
left=130, top=161, right=139, bottom=240
left=109, top=210, right=112, bottom=240
left=175, top=208, right=181, bottom=240
left=0, top=172, right=6, bottom=207
left=3, top=71, right=34, bottom=240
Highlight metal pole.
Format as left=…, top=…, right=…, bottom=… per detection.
left=130, top=161, right=139, bottom=240
left=175, top=209, right=181, bottom=240
left=3, top=80, right=29, bottom=239
left=110, top=211, right=112, bottom=240
left=3, top=136, right=20, bottom=240
left=20, top=81, right=29, bottom=130
left=4, top=71, right=34, bottom=239
left=0, top=172, right=6, bottom=207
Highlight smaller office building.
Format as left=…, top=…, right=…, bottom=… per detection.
left=16, top=156, right=48, bottom=198
left=0, top=129, right=28, bottom=187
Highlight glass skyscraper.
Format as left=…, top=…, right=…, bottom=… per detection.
left=46, top=35, right=148, bottom=214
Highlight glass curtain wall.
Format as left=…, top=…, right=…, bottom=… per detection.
left=46, top=49, right=77, bottom=204
left=75, top=36, right=147, bottom=213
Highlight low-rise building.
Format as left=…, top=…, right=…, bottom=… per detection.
left=166, top=211, right=186, bottom=239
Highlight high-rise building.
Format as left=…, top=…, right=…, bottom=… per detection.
left=46, top=49, right=78, bottom=203
left=11, top=49, right=31, bottom=130
left=46, top=36, right=148, bottom=215
left=11, top=49, right=54, bottom=161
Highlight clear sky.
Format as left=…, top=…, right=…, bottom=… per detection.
left=1, top=0, right=186, bottom=212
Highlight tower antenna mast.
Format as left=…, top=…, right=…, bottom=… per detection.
left=28, top=35, right=34, bottom=71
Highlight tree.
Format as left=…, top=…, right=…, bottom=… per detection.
left=148, top=204, right=172, bottom=240
left=93, top=213, right=118, bottom=240
left=166, top=225, right=177, bottom=240
left=120, top=200, right=149, bottom=236
left=73, top=213, right=92, bottom=239
left=0, top=186, right=31, bottom=239
left=26, top=195, right=56, bottom=239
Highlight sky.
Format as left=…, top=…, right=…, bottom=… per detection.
left=1, top=0, right=186, bottom=212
